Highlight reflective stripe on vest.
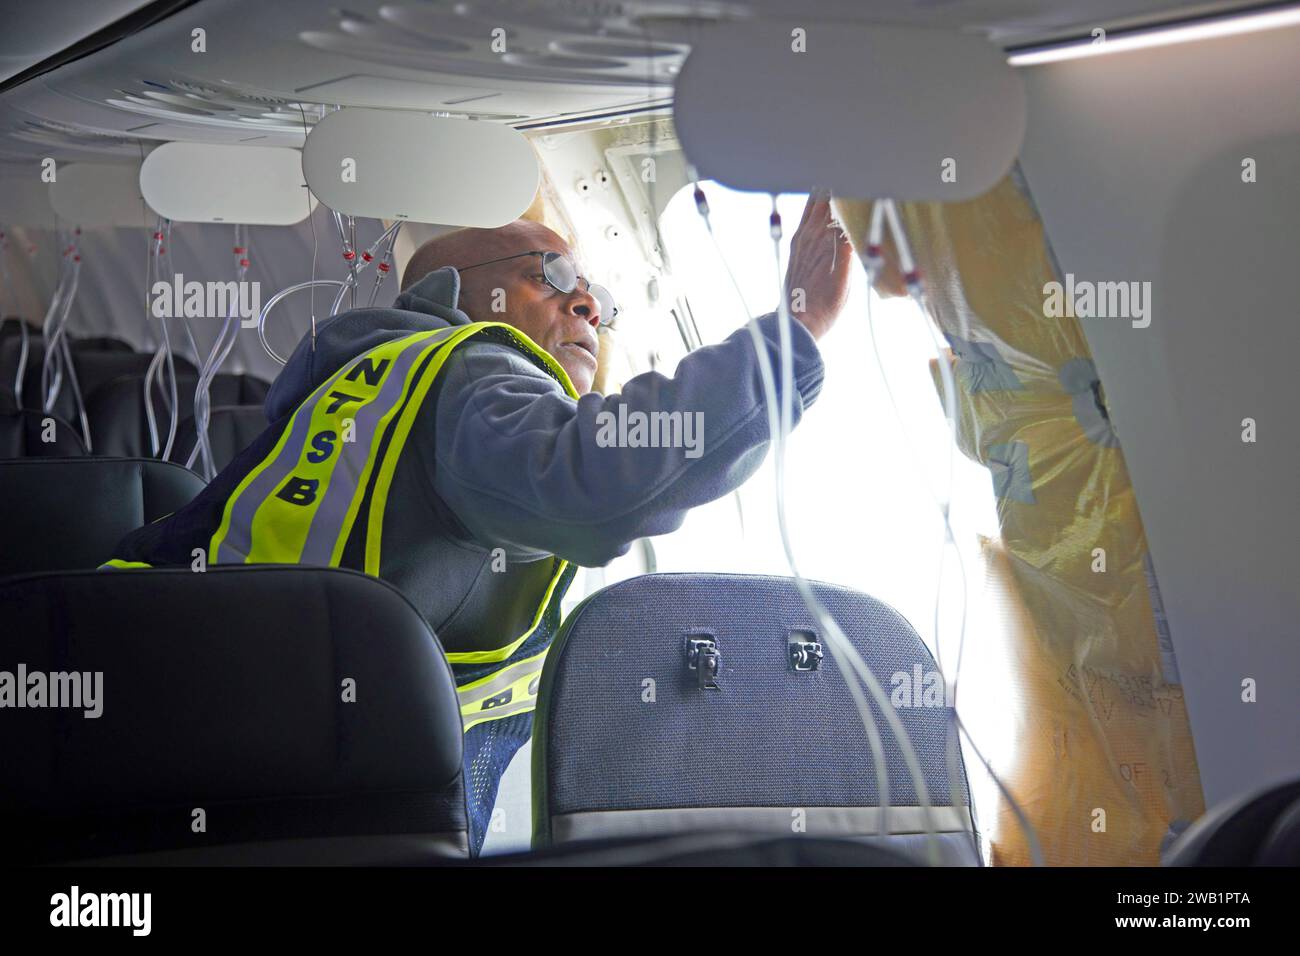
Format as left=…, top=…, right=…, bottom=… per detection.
left=205, top=320, right=580, bottom=672
left=457, top=648, right=549, bottom=732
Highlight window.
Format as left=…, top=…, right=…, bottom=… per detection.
left=580, top=182, right=1015, bottom=846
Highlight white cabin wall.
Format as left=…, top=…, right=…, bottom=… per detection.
left=1017, top=23, right=1300, bottom=807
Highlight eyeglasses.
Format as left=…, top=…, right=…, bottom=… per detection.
left=455, top=250, right=619, bottom=325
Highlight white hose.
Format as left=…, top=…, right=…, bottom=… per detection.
left=186, top=225, right=251, bottom=478
left=0, top=235, right=31, bottom=409
left=258, top=279, right=348, bottom=365
left=39, top=238, right=92, bottom=449
left=143, top=225, right=165, bottom=455
left=258, top=219, right=402, bottom=365
left=12, top=320, right=28, bottom=410
left=863, top=198, right=1044, bottom=867
left=693, top=184, right=944, bottom=866
left=39, top=242, right=71, bottom=410
left=142, top=219, right=182, bottom=460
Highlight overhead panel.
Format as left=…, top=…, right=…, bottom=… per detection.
left=673, top=21, right=1026, bottom=201
left=139, top=142, right=316, bottom=224
left=301, top=108, right=538, bottom=225
left=50, top=161, right=153, bottom=227
left=0, top=169, right=57, bottom=227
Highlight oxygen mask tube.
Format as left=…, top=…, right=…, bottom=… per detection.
left=143, top=218, right=181, bottom=460
left=691, top=182, right=944, bottom=866
left=0, top=230, right=32, bottom=410
left=186, top=225, right=250, bottom=478
left=259, top=218, right=402, bottom=365
left=40, top=230, right=76, bottom=407
left=37, top=235, right=68, bottom=409
left=364, top=222, right=402, bottom=308
left=142, top=223, right=164, bottom=455
left=863, top=198, right=1044, bottom=867
left=328, top=218, right=402, bottom=315
left=163, top=219, right=201, bottom=369
left=40, top=230, right=91, bottom=449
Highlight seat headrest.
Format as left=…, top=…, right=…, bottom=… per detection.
left=0, top=339, right=197, bottom=426
left=534, top=573, right=977, bottom=861
left=0, top=565, right=467, bottom=862
left=0, top=408, right=87, bottom=458
left=86, top=371, right=200, bottom=458
left=176, top=404, right=268, bottom=474
left=0, top=457, right=204, bottom=576
left=69, top=335, right=134, bottom=353
left=210, top=372, right=271, bottom=406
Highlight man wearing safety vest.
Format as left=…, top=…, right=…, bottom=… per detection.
left=107, top=195, right=853, bottom=853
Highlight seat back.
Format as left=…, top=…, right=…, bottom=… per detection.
left=0, top=319, right=38, bottom=408
left=0, top=317, right=38, bottom=336
left=0, top=339, right=196, bottom=424
left=69, top=335, right=134, bottom=352
left=86, top=370, right=268, bottom=458
left=176, top=404, right=268, bottom=473
left=1164, top=777, right=1300, bottom=865
left=209, top=372, right=271, bottom=406
left=532, top=573, right=980, bottom=864
left=0, top=407, right=87, bottom=457
left=86, top=371, right=199, bottom=458
left=0, top=565, right=468, bottom=863
left=1257, top=794, right=1300, bottom=866
left=0, top=457, right=204, bottom=576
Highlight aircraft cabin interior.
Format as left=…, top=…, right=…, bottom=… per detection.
left=0, top=0, right=1297, bottom=913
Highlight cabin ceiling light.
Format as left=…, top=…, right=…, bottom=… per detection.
left=1007, top=2, right=1300, bottom=65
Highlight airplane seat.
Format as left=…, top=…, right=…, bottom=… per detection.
left=209, top=371, right=271, bottom=405
left=0, top=399, right=87, bottom=457
left=70, top=335, right=134, bottom=352
left=0, top=323, right=36, bottom=408
left=0, top=338, right=197, bottom=426
left=532, top=573, right=982, bottom=865
left=0, top=565, right=469, bottom=864
left=0, top=317, right=39, bottom=349
left=176, top=404, right=269, bottom=474
left=484, top=831, right=919, bottom=866
left=85, top=371, right=200, bottom=458
left=83, top=369, right=266, bottom=459
left=0, top=317, right=38, bottom=334
left=0, top=457, right=204, bottom=576
left=1163, top=777, right=1300, bottom=866
left=1256, top=793, right=1300, bottom=866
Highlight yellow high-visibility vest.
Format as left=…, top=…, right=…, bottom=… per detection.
left=106, top=321, right=580, bottom=731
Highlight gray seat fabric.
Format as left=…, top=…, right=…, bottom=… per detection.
left=1164, top=777, right=1300, bottom=866
left=478, top=831, right=919, bottom=866
left=0, top=338, right=197, bottom=425
left=87, top=371, right=269, bottom=458
left=0, top=457, right=204, bottom=576
left=0, top=317, right=38, bottom=335
left=209, top=372, right=271, bottom=406
left=68, top=335, right=134, bottom=352
left=0, top=319, right=39, bottom=408
left=86, top=371, right=200, bottom=459
left=0, top=565, right=468, bottom=864
left=532, top=573, right=981, bottom=865
left=0, top=407, right=86, bottom=457
left=1257, top=794, right=1300, bottom=866
left=176, top=404, right=269, bottom=474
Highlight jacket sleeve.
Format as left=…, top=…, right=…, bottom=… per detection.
left=424, top=312, right=825, bottom=566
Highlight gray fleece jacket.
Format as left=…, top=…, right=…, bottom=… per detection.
left=112, top=266, right=825, bottom=661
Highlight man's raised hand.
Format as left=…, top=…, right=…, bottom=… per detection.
left=783, top=193, right=854, bottom=341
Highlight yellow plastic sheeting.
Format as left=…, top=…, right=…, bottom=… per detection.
left=834, top=175, right=1204, bottom=865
